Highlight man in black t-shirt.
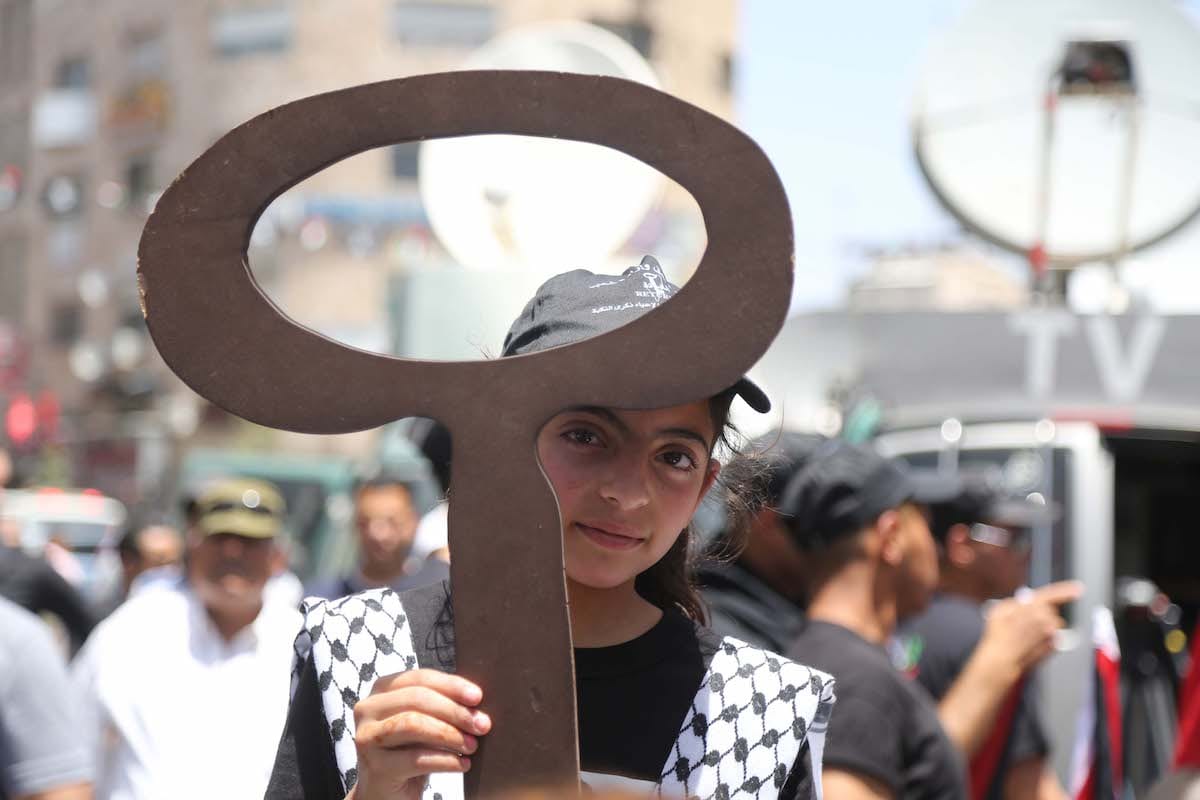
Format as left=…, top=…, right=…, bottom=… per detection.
left=895, top=481, right=1066, bottom=800
left=699, top=431, right=824, bottom=653
left=781, top=440, right=966, bottom=799
left=782, top=443, right=1075, bottom=800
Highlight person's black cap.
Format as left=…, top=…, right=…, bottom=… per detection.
left=405, top=417, right=451, bottom=494
left=779, top=439, right=952, bottom=548
left=928, top=477, right=1049, bottom=541
left=751, top=430, right=828, bottom=507
left=501, top=256, right=771, bottom=413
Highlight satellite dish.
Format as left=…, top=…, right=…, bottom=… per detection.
left=419, top=22, right=665, bottom=274
left=913, top=0, right=1200, bottom=270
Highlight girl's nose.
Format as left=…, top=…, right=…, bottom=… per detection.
left=599, top=458, right=651, bottom=511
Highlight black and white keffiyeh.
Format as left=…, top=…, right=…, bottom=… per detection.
left=659, top=639, right=834, bottom=800
left=292, top=589, right=835, bottom=800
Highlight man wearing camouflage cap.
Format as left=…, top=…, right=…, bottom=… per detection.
left=72, top=478, right=302, bottom=800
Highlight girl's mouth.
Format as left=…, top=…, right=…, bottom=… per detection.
left=576, top=522, right=645, bottom=551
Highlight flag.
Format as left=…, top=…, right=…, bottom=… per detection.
left=1071, top=606, right=1123, bottom=800
left=1173, top=620, right=1200, bottom=770
left=969, top=679, right=1025, bottom=800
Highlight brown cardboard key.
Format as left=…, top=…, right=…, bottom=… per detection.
left=137, top=71, right=793, bottom=797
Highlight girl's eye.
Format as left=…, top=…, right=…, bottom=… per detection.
left=563, top=428, right=601, bottom=447
left=660, top=450, right=698, bottom=472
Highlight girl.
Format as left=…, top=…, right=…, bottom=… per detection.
left=265, top=258, right=834, bottom=800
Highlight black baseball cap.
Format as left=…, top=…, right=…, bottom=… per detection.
left=404, top=417, right=451, bottom=494
left=928, top=478, right=1049, bottom=541
left=750, top=430, right=829, bottom=508
left=501, top=256, right=771, bottom=413
left=779, top=440, right=956, bottom=549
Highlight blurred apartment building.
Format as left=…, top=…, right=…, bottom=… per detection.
left=0, top=0, right=735, bottom=494
left=848, top=246, right=1029, bottom=312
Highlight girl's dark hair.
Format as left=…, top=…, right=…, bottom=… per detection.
left=634, top=390, right=769, bottom=624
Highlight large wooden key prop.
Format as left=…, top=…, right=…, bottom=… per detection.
left=138, top=71, right=793, bottom=796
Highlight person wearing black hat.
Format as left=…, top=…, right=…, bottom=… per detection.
left=267, top=258, right=835, bottom=800
left=894, top=480, right=1072, bottom=800
left=783, top=442, right=1080, bottom=800
left=698, top=430, right=825, bottom=653
left=782, top=439, right=967, bottom=799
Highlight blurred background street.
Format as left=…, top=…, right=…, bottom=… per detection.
left=4, top=1, right=1200, bottom=796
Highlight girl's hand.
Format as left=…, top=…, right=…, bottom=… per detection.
left=349, top=669, right=492, bottom=800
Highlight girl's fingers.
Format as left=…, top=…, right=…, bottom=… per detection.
left=357, top=711, right=479, bottom=755
left=372, top=669, right=483, bottom=707
left=356, top=684, right=492, bottom=736
left=409, top=749, right=471, bottom=774
left=353, top=671, right=483, bottom=800
left=358, top=746, right=471, bottom=789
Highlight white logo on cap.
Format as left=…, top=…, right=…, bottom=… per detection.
left=588, top=262, right=674, bottom=314
left=635, top=264, right=672, bottom=304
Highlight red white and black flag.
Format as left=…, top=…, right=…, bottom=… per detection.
left=1071, top=606, right=1124, bottom=800
left=1172, top=619, right=1200, bottom=771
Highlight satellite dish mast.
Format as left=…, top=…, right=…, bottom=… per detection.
left=419, top=22, right=665, bottom=276
left=912, top=0, right=1200, bottom=300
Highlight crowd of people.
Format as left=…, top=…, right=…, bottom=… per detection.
left=1, top=257, right=1197, bottom=800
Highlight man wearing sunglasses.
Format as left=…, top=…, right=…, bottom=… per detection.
left=895, top=480, right=1069, bottom=800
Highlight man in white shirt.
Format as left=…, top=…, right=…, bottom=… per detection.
left=72, top=478, right=302, bottom=800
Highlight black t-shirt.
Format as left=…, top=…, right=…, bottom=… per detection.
left=896, top=594, right=1050, bottom=798
left=265, top=581, right=816, bottom=799
left=788, top=620, right=965, bottom=799
left=697, top=560, right=806, bottom=655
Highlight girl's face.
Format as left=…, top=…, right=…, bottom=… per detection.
left=536, top=401, right=722, bottom=592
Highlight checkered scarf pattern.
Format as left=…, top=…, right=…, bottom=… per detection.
left=291, top=588, right=835, bottom=800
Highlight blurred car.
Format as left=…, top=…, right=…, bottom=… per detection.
left=0, top=487, right=127, bottom=607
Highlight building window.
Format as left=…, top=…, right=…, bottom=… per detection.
left=54, top=56, right=91, bottom=89
left=0, top=164, right=20, bottom=212
left=0, top=0, right=33, bottom=87
left=0, top=233, right=27, bottom=322
left=113, top=31, right=170, bottom=130
left=391, top=142, right=421, bottom=180
left=128, top=29, right=166, bottom=78
left=210, top=5, right=294, bottom=57
left=720, top=52, right=734, bottom=92
left=591, top=17, right=654, bottom=59
left=0, top=114, right=28, bottom=207
left=391, top=2, right=496, bottom=48
left=41, top=173, right=85, bottom=219
left=126, top=155, right=154, bottom=212
left=51, top=303, right=81, bottom=345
